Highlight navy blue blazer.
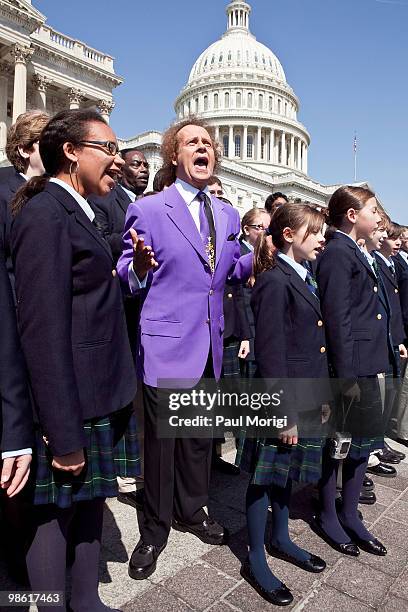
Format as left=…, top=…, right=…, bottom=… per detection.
left=251, top=259, right=330, bottom=424
left=375, top=253, right=405, bottom=347
left=0, top=209, right=33, bottom=453
left=88, top=184, right=133, bottom=264
left=0, top=169, right=25, bottom=285
left=11, top=182, right=137, bottom=456
left=239, top=239, right=256, bottom=361
left=393, top=253, right=408, bottom=341
left=317, top=232, right=390, bottom=378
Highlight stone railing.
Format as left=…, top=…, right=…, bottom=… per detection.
left=31, top=26, right=115, bottom=73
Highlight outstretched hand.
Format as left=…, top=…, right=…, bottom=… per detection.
left=130, top=228, right=158, bottom=279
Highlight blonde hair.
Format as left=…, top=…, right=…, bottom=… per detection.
left=6, top=110, right=49, bottom=173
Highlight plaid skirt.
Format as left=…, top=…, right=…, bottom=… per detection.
left=235, top=435, right=323, bottom=488
left=348, top=436, right=384, bottom=460
left=31, top=406, right=140, bottom=508
left=222, top=340, right=241, bottom=378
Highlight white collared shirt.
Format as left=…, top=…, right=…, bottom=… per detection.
left=119, top=184, right=136, bottom=203
left=241, top=239, right=254, bottom=253
left=174, top=178, right=212, bottom=231
left=375, top=251, right=394, bottom=269
left=49, top=177, right=95, bottom=222
left=278, top=252, right=307, bottom=281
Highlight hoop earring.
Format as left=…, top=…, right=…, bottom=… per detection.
left=69, top=160, right=80, bottom=192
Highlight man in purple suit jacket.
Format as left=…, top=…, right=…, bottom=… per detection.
left=117, top=118, right=252, bottom=580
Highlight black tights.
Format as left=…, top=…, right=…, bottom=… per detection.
left=26, top=498, right=114, bottom=612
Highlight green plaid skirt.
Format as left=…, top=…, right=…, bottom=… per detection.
left=235, top=435, right=323, bottom=488
left=348, top=436, right=384, bottom=460
left=31, top=406, right=140, bottom=508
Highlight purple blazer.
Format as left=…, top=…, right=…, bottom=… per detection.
left=117, top=184, right=252, bottom=387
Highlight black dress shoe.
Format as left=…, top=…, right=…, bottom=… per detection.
left=353, top=537, right=387, bottom=556
left=240, top=560, right=294, bottom=606
left=310, top=516, right=360, bottom=556
left=367, top=462, right=397, bottom=477
left=362, top=476, right=375, bottom=491
left=359, top=490, right=377, bottom=505
left=117, top=489, right=144, bottom=510
left=384, top=441, right=406, bottom=461
left=128, top=539, right=166, bottom=580
left=172, top=516, right=229, bottom=545
left=266, top=543, right=326, bottom=573
left=212, top=456, right=241, bottom=475
left=374, top=449, right=401, bottom=464
left=395, top=437, right=408, bottom=449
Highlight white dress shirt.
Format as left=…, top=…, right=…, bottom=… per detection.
left=119, top=184, right=137, bottom=202
left=49, top=177, right=95, bottom=222
left=375, top=251, right=395, bottom=270
left=278, top=252, right=307, bottom=281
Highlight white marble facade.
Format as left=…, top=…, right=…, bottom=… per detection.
left=0, top=0, right=121, bottom=161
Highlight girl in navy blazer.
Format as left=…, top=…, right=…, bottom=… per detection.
left=315, top=186, right=388, bottom=557
left=237, top=204, right=328, bottom=606
left=11, top=110, right=139, bottom=612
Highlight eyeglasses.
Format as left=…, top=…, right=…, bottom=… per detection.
left=128, top=160, right=150, bottom=169
left=247, top=224, right=267, bottom=231
left=79, top=140, right=120, bottom=156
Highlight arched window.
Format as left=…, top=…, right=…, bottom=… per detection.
left=235, top=135, right=241, bottom=157
left=214, top=93, right=219, bottom=109
left=211, top=55, right=215, bottom=64
left=236, top=92, right=242, bottom=108
left=248, top=92, right=253, bottom=108
left=269, top=96, right=273, bottom=111
left=228, top=51, right=232, bottom=61
left=195, top=98, right=199, bottom=112
left=285, top=102, right=288, bottom=116
left=259, top=94, right=263, bottom=110
left=219, top=53, right=223, bottom=63
left=204, top=95, right=208, bottom=111
left=225, top=92, right=230, bottom=108
left=223, top=135, right=229, bottom=157
left=247, top=135, right=253, bottom=158
left=277, top=99, right=281, bottom=114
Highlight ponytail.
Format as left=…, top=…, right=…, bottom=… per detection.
left=11, top=175, right=50, bottom=217
left=250, top=230, right=277, bottom=285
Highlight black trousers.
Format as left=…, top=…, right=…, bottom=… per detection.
left=140, top=358, right=214, bottom=546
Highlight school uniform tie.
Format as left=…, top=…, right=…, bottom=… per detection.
left=197, top=191, right=216, bottom=268
left=305, top=271, right=319, bottom=299
left=389, top=261, right=396, bottom=278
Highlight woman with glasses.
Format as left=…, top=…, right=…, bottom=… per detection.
left=11, top=109, right=139, bottom=612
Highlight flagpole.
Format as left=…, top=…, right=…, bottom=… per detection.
left=354, top=132, right=357, bottom=182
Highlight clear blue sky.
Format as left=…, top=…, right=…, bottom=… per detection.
left=34, top=0, right=407, bottom=220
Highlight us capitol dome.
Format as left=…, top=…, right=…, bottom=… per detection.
left=122, top=0, right=358, bottom=210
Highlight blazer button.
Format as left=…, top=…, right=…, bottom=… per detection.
left=373, top=286, right=378, bottom=292
left=377, top=314, right=382, bottom=320
left=227, top=293, right=233, bottom=298
left=206, top=319, right=210, bottom=324
left=112, top=269, right=117, bottom=277
left=395, top=288, right=399, bottom=294
left=320, top=347, right=326, bottom=353
left=317, top=320, right=323, bottom=327
left=209, top=289, right=214, bottom=296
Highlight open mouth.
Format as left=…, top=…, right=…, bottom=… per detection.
left=194, top=156, right=209, bottom=171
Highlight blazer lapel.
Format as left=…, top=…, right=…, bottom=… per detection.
left=278, top=260, right=322, bottom=316
left=46, top=183, right=113, bottom=261
left=353, top=243, right=377, bottom=280
left=213, top=199, right=228, bottom=270
left=116, top=184, right=132, bottom=214
left=375, top=254, right=398, bottom=289
left=164, top=185, right=209, bottom=263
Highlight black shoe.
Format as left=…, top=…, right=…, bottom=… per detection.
left=117, top=489, right=144, bottom=511
left=128, top=539, right=166, bottom=580
left=310, top=516, right=360, bottom=556
left=374, top=449, right=401, bottom=465
left=384, top=441, right=406, bottom=461
left=366, top=462, right=397, bottom=477
left=212, top=456, right=241, bottom=475
left=359, top=490, right=377, bottom=505
left=394, top=437, right=408, bottom=449
left=172, top=516, right=229, bottom=545
left=338, top=523, right=387, bottom=557
left=362, top=476, right=375, bottom=492
left=266, top=543, right=326, bottom=573
left=240, top=560, right=294, bottom=606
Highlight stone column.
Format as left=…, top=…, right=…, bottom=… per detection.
left=270, top=128, right=275, bottom=163
left=290, top=134, right=295, bottom=169
left=281, top=131, right=286, bottom=165
left=11, top=44, right=33, bottom=123
left=215, top=125, right=220, bottom=143
left=98, top=99, right=115, bottom=123
left=297, top=138, right=302, bottom=170
left=303, top=144, right=308, bottom=175
left=243, top=125, right=248, bottom=160
left=0, top=63, right=11, bottom=154
left=257, top=126, right=262, bottom=160
left=68, top=88, right=84, bottom=110
left=228, top=125, right=234, bottom=159
left=32, top=74, right=51, bottom=111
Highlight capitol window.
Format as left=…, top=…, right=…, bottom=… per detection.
left=235, top=135, right=241, bottom=157
left=259, top=94, right=263, bottom=109
left=225, top=92, right=230, bottom=108
left=236, top=92, right=242, bottom=108
left=204, top=95, right=208, bottom=111
left=248, top=92, right=253, bottom=108
left=223, top=135, right=229, bottom=157
left=214, top=93, right=219, bottom=109
left=247, top=135, right=254, bottom=158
